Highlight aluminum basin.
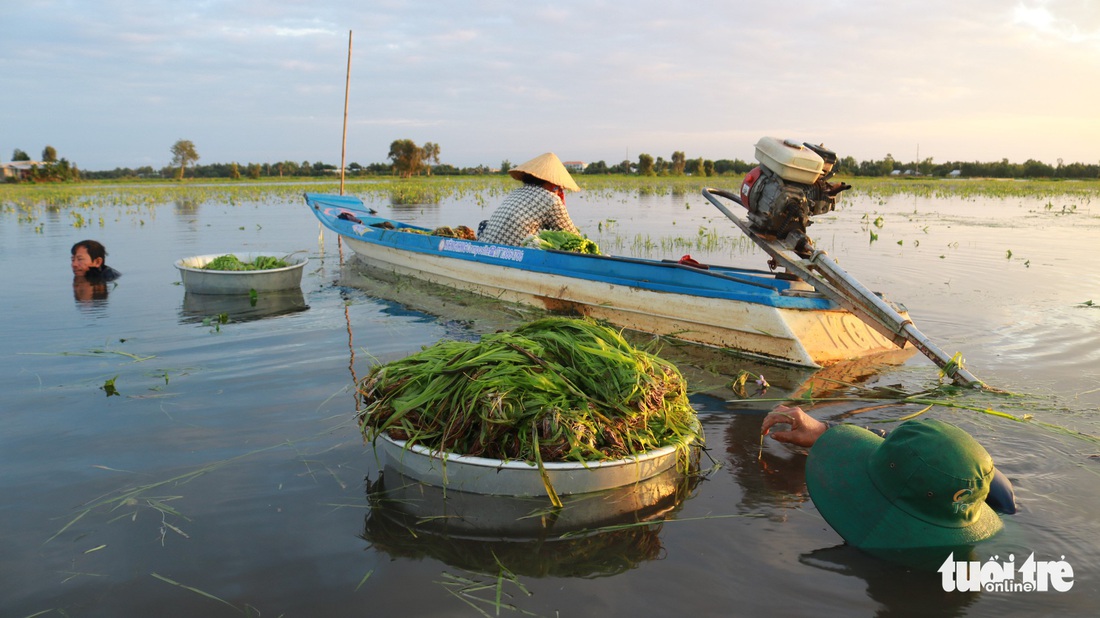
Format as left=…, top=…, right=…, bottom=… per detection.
left=376, top=429, right=698, bottom=497
left=175, top=252, right=307, bottom=295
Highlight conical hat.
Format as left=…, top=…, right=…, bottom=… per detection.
left=509, top=152, right=580, bottom=192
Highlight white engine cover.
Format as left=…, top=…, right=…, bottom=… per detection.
left=754, top=137, right=824, bottom=185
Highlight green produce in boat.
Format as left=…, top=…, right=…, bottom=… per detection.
left=528, top=230, right=602, bottom=254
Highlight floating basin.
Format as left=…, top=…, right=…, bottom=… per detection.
left=376, top=428, right=698, bottom=497
left=175, top=252, right=307, bottom=295
left=371, top=462, right=693, bottom=537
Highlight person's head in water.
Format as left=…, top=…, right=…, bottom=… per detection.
left=71, top=240, right=121, bottom=282
left=71, top=240, right=108, bottom=277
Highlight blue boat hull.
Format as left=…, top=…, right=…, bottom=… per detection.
left=304, top=192, right=906, bottom=367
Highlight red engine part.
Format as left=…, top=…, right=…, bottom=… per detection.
left=739, top=166, right=761, bottom=210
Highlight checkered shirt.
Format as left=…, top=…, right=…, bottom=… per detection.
left=477, top=184, right=579, bottom=246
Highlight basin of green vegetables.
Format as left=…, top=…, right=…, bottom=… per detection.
left=174, top=251, right=308, bottom=294
left=201, top=254, right=289, bottom=271
left=359, top=317, right=702, bottom=501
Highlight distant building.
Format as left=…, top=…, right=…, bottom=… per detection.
left=1, top=161, right=43, bottom=180
left=948, top=170, right=962, bottom=177
left=562, top=161, right=587, bottom=173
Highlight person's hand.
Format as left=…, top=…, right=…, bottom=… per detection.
left=761, top=404, right=828, bottom=448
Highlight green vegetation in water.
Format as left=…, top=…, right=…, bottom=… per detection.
left=101, top=376, right=120, bottom=397
left=730, top=370, right=770, bottom=399
left=202, top=255, right=287, bottom=271
left=5, top=175, right=1098, bottom=222
left=730, top=371, right=1100, bottom=446
left=357, top=316, right=701, bottom=469
left=202, top=312, right=230, bottom=332
left=843, top=176, right=1100, bottom=201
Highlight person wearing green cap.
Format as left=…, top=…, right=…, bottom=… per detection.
left=761, top=405, right=1014, bottom=552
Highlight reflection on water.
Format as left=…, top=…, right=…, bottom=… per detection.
left=724, top=412, right=811, bottom=517
left=173, top=197, right=201, bottom=215
left=362, top=462, right=701, bottom=578
left=800, top=545, right=979, bottom=616
left=72, top=276, right=111, bottom=305
left=179, top=289, right=309, bottom=324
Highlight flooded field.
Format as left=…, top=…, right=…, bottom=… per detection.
left=2, top=178, right=1098, bottom=616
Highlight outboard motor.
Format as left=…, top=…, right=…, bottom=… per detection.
left=739, top=138, right=851, bottom=256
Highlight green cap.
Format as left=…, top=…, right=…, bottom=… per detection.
left=805, top=419, right=1003, bottom=550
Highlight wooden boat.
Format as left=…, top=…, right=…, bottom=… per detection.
left=303, top=192, right=910, bottom=368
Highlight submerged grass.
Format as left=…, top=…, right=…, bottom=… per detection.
left=437, top=567, right=533, bottom=617
left=151, top=572, right=261, bottom=616
left=732, top=376, right=1100, bottom=445
left=45, top=442, right=281, bottom=546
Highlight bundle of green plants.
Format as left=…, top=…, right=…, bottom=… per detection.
left=529, top=230, right=602, bottom=255
left=201, top=254, right=288, bottom=271
left=357, top=317, right=700, bottom=464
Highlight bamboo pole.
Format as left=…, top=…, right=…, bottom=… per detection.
left=331, top=29, right=353, bottom=261
left=339, top=30, right=353, bottom=196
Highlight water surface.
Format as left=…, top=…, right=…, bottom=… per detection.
left=2, top=182, right=1097, bottom=616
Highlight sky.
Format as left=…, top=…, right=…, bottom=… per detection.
left=3, top=0, right=1099, bottom=171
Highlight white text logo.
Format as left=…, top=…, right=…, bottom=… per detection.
left=939, top=553, right=1074, bottom=592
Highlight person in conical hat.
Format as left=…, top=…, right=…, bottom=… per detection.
left=477, top=152, right=582, bottom=246
left=507, top=152, right=581, bottom=192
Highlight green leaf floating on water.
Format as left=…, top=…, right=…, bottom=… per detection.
left=102, top=376, right=120, bottom=397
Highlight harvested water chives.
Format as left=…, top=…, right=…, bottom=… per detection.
left=201, top=254, right=288, bottom=271
left=357, top=317, right=701, bottom=464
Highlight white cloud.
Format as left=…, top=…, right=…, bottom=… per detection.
left=1013, top=0, right=1100, bottom=45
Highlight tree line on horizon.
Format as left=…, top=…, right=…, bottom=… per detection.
left=6, top=139, right=1100, bottom=183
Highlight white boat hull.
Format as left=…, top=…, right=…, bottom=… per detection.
left=342, top=235, right=903, bottom=367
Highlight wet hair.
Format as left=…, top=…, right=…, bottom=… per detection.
left=72, top=239, right=107, bottom=263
